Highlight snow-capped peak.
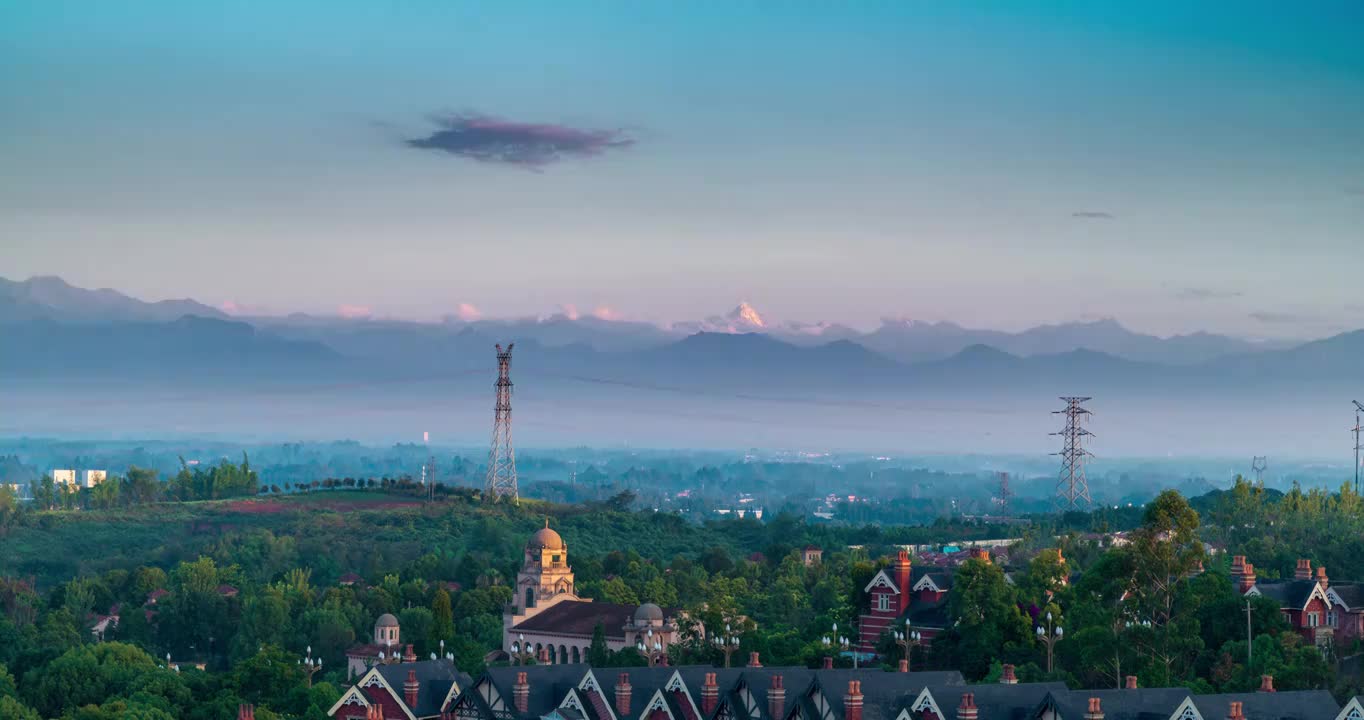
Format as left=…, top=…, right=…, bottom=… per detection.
left=727, top=302, right=766, bottom=329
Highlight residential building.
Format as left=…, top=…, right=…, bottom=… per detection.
left=1237, top=556, right=1364, bottom=648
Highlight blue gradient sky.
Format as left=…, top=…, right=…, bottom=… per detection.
left=3, top=2, right=1362, bottom=338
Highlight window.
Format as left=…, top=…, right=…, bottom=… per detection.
left=1328, top=611, right=1338, bottom=627
left=553, top=554, right=561, bottom=563
left=1308, top=612, right=1320, bottom=628
left=877, top=594, right=890, bottom=611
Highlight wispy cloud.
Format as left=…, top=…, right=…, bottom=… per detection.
left=1071, top=211, right=1115, bottom=219
left=591, top=306, right=621, bottom=321
left=1249, top=310, right=1312, bottom=324
left=406, top=113, right=633, bottom=168
left=1177, top=287, right=1244, bottom=301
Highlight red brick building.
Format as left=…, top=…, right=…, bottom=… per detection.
left=1235, top=556, right=1364, bottom=648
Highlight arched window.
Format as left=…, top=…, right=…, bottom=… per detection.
left=559, top=645, right=568, bottom=664
left=525, top=587, right=535, bottom=609
left=572, top=647, right=581, bottom=664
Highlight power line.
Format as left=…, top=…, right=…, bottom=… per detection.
left=1353, top=400, right=1363, bottom=495
left=486, top=344, right=518, bottom=502
left=1051, top=396, right=1094, bottom=511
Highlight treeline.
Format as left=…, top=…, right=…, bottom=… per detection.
left=18, top=457, right=259, bottom=511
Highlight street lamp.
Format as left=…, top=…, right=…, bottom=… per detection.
left=300, top=645, right=322, bottom=687
left=893, top=620, right=921, bottom=671
left=1036, top=612, right=1063, bottom=674
left=711, top=623, right=741, bottom=668
left=824, top=622, right=858, bottom=670
left=510, top=633, right=535, bottom=666
left=637, top=628, right=667, bottom=667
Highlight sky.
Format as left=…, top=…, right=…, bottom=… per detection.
left=3, top=1, right=1363, bottom=339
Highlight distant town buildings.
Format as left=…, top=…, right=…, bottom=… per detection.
left=50, top=468, right=107, bottom=488
left=503, top=523, right=685, bottom=664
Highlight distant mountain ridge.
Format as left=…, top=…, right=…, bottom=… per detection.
left=0, top=275, right=225, bottom=323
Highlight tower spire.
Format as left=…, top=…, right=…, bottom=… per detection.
left=486, top=343, right=518, bottom=502
left=1051, top=396, right=1094, bottom=510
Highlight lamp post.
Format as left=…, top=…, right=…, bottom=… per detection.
left=824, top=622, right=858, bottom=670
left=1036, top=612, right=1063, bottom=674
left=712, top=623, right=741, bottom=668
left=300, top=645, right=322, bottom=687
left=638, top=628, right=667, bottom=667
left=510, top=633, right=535, bottom=666
left=893, top=620, right=921, bottom=671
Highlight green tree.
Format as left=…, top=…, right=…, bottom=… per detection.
left=588, top=623, right=610, bottom=666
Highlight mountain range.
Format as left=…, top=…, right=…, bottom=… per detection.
left=4, top=275, right=1359, bottom=455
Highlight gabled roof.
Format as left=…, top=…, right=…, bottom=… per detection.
left=374, top=659, right=469, bottom=718
left=900, top=682, right=1064, bottom=720
left=1336, top=696, right=1364, bottom=720
left=864, top=571, right=900, bottom=595
left=1190, top=690, right=1341, bottom=720
left=1328, top=583, right=1364, bottom=610
left=1249, top=579, right=1328, bottom=611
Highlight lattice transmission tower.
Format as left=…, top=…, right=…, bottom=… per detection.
left=1250, top=456, right=1267, bottom=485
left=1051, top=396, right=1094, bottom=510
left=486, top=343, right=518, bottom=502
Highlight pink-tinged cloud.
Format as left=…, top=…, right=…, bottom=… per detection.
left=337, top=304, right=372, bottom=319
left=557, top=304, right=581, bottom=320
left=219, top=301, right=242, bottom=315
left=455, top=302, right=482, bottom=321
left=406, top=113, right=634, bottom=168
left=591, top=306, right=622, bottom=321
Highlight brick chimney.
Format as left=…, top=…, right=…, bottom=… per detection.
left=894, top=551, right=913, bottom=612
left=747, top=651, right=762, bottom=668
left=615, top=673, right=632, bottom=717
left=1239, top=563, right=1256, bottom=593
left=1295, top=558, right=1312, bottom=580
left=367, top=706, right=386, bottom=720
left=1125, top=675, right=1137, bottom=690
left=822, top=656, right=834, bottom=670
left=956, top=693, right=977, bottom=720
left=405, top=669, right=420, bottom=709
left=538, top=646, right=551, bottom=664
left=403, top=644, right=417, bottom=663
left=843, top=681, right=863, bottom=720
left=1316, top=566, right=1329, bottom=589
left=768, top=675, right=786, bottom=719
left=1000, top=664, right=1017, bottom=684
left=1227, top=701, right=1245, bottom=720
left=1083, top=697, right=1104, bottom=720
left=1258, top=675, right=1275, bottom=693
left=237, top=705, right=254, bottom=720
left=701, top=673, right=719, bottom=715
left=1231, top=555, right=1246, bottom=574
left=514, top=671, right=530, bottom=713
left=897, top=659, right=908, bottom=673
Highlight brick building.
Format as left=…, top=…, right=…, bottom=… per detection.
left=1235, top=556, right=1364, bottom=648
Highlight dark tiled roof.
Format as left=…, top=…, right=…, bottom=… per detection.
left=1039, top=687, right=1194, bottom=720
left=1191, top=690, right=1341, bottom=720
left=375, top=659, right=469, bottom=718
left=1254, top=580, right=1320, bottom=609
left=486, top=663, right=588, bottom=719
left=913, top=682, right=1065, bottom=720
left=1330, top=583, right=1364, bottom=610
left=513, top=600, right=679, bottom=639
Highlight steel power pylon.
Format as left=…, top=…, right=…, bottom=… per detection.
left=1051, top=396, right=1094, bottom=511
left=1250, top=456, right=1267, bottom=485
left=486, top=344, right=518, bottom=502
left=996, top=472, right=1012, bottom=516
left=1352, top=401, right=1363, bottom=494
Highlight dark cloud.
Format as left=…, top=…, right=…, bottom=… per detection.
left=1249, top=311, right=1311, bottom=324
left=1177, top=287, right=1244, bottom=301
left=406, top=113, right=633, bottom=168
left=1071, top=211, right=1114, bottom=219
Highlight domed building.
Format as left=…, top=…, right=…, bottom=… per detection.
left=345, top=612, right=416, bottom=679
left=503, top=522, right=684, bottom=665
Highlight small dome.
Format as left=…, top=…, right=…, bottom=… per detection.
left=376, top=613, right=400, bottom=628
left=634, top=603, right=664, bottom=624
left=529, top=522, right=565, bottom=550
